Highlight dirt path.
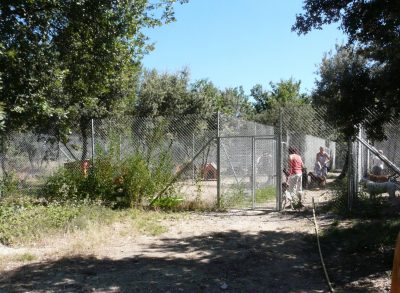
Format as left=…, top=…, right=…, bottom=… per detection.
left=0, top=195, right=391, bottom=292
left=0, top=206, right=329, bottom=293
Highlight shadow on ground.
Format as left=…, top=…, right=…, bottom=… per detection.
left=0, top=213, right=391, bottom=292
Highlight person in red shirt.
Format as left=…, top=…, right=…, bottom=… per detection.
left=287, top=146, right=304, bottom=204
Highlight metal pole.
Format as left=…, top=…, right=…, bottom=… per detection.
left=217, top=111, right=221, bottom=208
left=91, top=118, right=95, bottom=168
left=192, top=133, right=195, bottom=181
left=252, top=136, right=256, bottom=209
left=356, top=129, right=362, bottom=195
left=119, top=134, right=122, bottom=161
left=348, top=139, right=353, bottom=212
left=276, top=108, right=283, bottom=211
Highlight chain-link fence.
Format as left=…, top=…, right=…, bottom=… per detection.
left=279, top=105, right=346, bottom=210
left=0, top=114, right=219, bottom=204
left=218, top=113, right=276, bottom=208
left=348, top=122, right=400, bottom=211
left=4, top=107, right=395, bottom=211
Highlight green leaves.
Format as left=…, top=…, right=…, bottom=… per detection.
left=0, top=0, right=186, bottom=138
left=293, top=0, right=400, bottom=139
left=251, top=78, right=310, bottom=125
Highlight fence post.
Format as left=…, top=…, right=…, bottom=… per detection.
left=276, top=108, right=283, bottom=211
left=192, top=132, right=195, bottom=181
left=347, top=139, right=353, bottom=212
left=356, top=129, right=362, bottom=195
left=252, top=136, right=256, bottom=209
left=91, top=118, right=95, bottom=168
left=217, top=111, right=221, bottom=208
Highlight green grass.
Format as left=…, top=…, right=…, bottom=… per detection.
left=255, top=186, right=276, bottom=203
left=130, top=209, right=174, bottom=236
left=0, top=196, right=186, bottom=245
left=222, top=185, right=276, bottom=208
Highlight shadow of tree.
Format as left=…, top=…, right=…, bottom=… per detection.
left=0, top=229, right=328, bottom=293
left=0, top=213, right=391, bottom=292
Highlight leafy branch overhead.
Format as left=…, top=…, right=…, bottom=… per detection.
left=0, top=0, right=186, bottom=140
left=293, top=0, right=400, bottom=140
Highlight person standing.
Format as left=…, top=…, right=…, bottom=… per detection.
left=315, top=146, right=330, bottom=177
left=287, top=146, right=304, bottom=204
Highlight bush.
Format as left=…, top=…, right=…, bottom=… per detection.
left=0, top=197, right=82, bottom=245
left=41, top=148, right=175, bottom=208
left=0, top=172, right=19, bottom=197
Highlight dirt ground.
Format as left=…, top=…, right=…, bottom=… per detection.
left=0, top=189, right=392, bottom=293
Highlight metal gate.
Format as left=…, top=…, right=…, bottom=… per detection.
left=218, top=135, right=277, bottom=209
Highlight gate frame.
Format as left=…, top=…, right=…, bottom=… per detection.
left=217, top=134, right=277, bottom=210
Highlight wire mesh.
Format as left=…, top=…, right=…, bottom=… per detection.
left=280, top=105, right=345, bottom=210
left=3, top=108, right=396, bottom=211
left=0, top=114, right=219, bottom=204
left=218, top=114, right=276, bottom=208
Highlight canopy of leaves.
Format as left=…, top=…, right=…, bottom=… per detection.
left=136, top=68, right=214, bottom=118
left=0, top=0, right=187, bottom=138
left=251, top=78, right=310, bottom=125
left=313, top=46, right=392, bottom=140
left=293, top=0, right=400, bottom=138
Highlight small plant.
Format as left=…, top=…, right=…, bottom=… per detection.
left=0, top=172, right=19, bottom=197
left=130, top=210, right=168, bottom=236
left=14, top=253, right=37, bottom=262
left=221, top=184, right=248, bottom=208
left=151, top=195, right=184, bottom=210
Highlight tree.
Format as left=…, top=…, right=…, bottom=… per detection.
left=0, top=0, right=187, bottom=160
left=312, top=45, right=387, bottom=140
left=136, top=68, right=207, bottom=118
left=251, top=78, right=310, bottom=125
left=217, top=86, right=254, bottom=119
left=292, top=0, right=400, bottom=134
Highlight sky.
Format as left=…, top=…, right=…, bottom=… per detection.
left=141, top=0, right=347, bottom=96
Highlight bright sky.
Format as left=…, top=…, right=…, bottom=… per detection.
left=142, top=0, right=347, bottom=96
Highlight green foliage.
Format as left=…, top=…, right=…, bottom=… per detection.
left=252, top=78, right=310, bottom=125
left=0, top=173, right=19, bottom=197
left=221, top=185, right=248, bottom=208
left=0, top=0, right=187, bottom=142
left=217, top=86, right=254, bottom=119
left=130, top=209, right=170, bottom=236
left=293, top=1, right=400, bottom=140
left=0, top=196, right=161, bottom=245
left=255, top=186, right=276, bottom=203
left=14, top=253, right=37, bottom=262
left=221, top=185, right=276, bottom=209
left=0, top=197, right=81, bottom=245
left=136, top=69, right=255, bottom=120
left=136, top=69, right=208, bottom=117
left=151, top=196, right=184, bottom=210
left=41, top=146, right=175, bottom=208
left=312, top=45, right=385, bottom=140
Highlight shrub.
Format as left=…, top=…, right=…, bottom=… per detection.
left=41, top=149, right=175, bottom=208
left=0, top=172, right=19, bottom=197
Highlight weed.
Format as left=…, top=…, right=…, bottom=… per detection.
left=13, top=253, right=37, bottom=262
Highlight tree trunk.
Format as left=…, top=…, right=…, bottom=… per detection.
left=337, top=143, right=349, bottom=180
